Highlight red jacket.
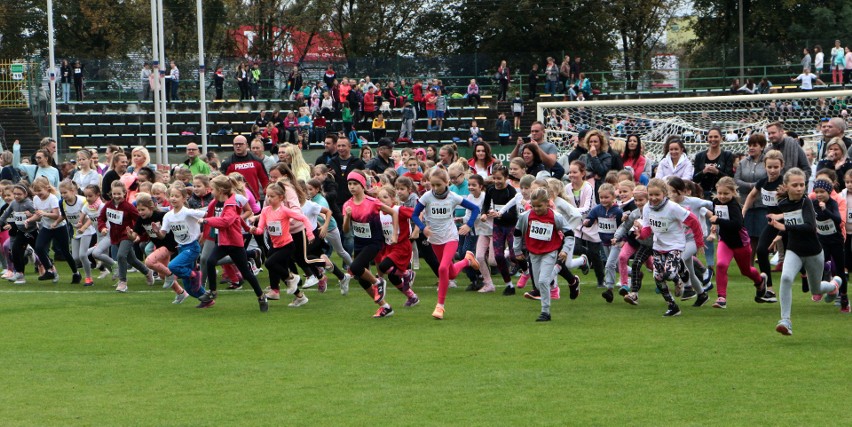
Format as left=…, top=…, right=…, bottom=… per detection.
left=204, top=195, right=248, bottom=247
left=364, top=92, right=376, bottom=112
left=98, top=200, right=139, bottom=245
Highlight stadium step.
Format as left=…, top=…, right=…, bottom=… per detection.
left=0, top=108, right=42, bottom=151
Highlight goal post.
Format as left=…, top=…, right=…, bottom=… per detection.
left=537, top=90, right=852, bottom=161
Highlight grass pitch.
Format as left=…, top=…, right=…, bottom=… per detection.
left=0, top=263, right=848, bottom=426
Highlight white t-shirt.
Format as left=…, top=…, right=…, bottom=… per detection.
left=63, top=196, right=93, bottom=238
left=301, top=200, right=322, bottom=231
left=418, top=190, right=465, bottom=245
left=642, top=201, right=691, bottom=252
left=161, top=206, right=206, bottom=245
left=34, top=194, right=64, bottom=229
left=796, top=73, right=818, bottom=90
left=465, top=193, right=492, bottom=236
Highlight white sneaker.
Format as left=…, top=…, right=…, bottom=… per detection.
left=116, top=281, right=128, bottom=292
left=304, top=275, right=319, bottom=288
left=128, top=267, right=138, bottom=273
left=412, top=259, right=420, bottom=270
left=288, top=294, right=309, bottom=307
left=1, top=270, right=12, bottom=279
left=340, top=273, right=351, bottom=295
left=12, top=273, right=25, bottom=284
left=52, top=271, right=59, bottom=284
left=172, top=291, right=189, bottom=304
left=163, top=274, right=177, bottom=289
left=145, top=271, right=155, bottom=286
left=449, top=280, right=457, bottom=288
left=249, top=260, right=262, bottom=276
left=285, top=275, right=300, bottom=295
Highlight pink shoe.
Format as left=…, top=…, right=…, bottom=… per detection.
left=550, top=285, right=560, bottom=300
left=478, top=283, right=495, bottom=293
left=517, top=273, right=529, bottom=289
left=812, top=294, right=823, bottom=302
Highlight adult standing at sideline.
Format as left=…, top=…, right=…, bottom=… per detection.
left=30, top=137, right=58, bottom=167
left=510, top=121, right=558, bottom=169
left=220, top=135, right=269, bottom=201
left=102, top=152, right=128, bottom=200
left=13, top=140, right=60, bottom=188
left=250, top=139, right=277, bottom=173
left=327, top=135, right=365, bottom=256
left=72, top=60, right=84, bottom=102
left=184, top=143, right=211, bottom=176
left=559, top=55, right=571, bottom=94
left=544, top=57, right=559, bottom=96
left=734, top=134, right=768, bottom=255
left=816, top=117, right=852, bottom=159
left=815, top=137, right=852, bottom=189
left=315, top=134, right=338, bottom=166
left=764, top=121, right=810, bottom=179
left=496, top=60, right=510, bottom=101
left=60, top=59, right=72, bottom=104
left=693, top=128, right=734, bottom=200
left=655, top=136, right=694, bottom=179
left=366, top=138, right=394, bottom=174
left=169, top=61, right=180, bottom=102
left=140, top=62, right=152, bottom=101
left=621, top=134, right=648, bottom=183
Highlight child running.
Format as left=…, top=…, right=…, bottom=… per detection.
left=583, top=183, right=623, bottom=302
left=131, top=193, right=185, bottom=303
left=375, top=186, right=419, bottom=307
left=412, top=168, right=481, bottom=320
left=637, top=178, right=706, bottom=316
left=82, top=185, right=113, bottom=280
left=343, top=170, right=399, bottom=318
left=198, top=175, right=268, bottom=311
left=770, top=168, right=840, bottom=335
left=98, top=181, right=154, bottom=292
left=59, top=180, right=95, bottom=285
left=30, top=177, right=78, bottom=283
left=705, top=177, right=768, bottom=308
left=811, top=178, right=845, bottom=311
left=742, top=150, right=784, bottom=302
left=616, top=185, right=654, bottom=305
left=157, top=183, right=207, bottom=303
left=480, top=165, right=518, bottom=295
left=0, top=184, right=37, bottom=284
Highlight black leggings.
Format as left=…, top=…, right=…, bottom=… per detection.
left=266, top=244, right=295, bottom=291
left=578, top=238, right=605, bottom=286
left=350, top=243, right=383, bottom=290
left=823, top=240, right=846, bottom=295
left=756, top=225, right=779, bottom=288
left=35, top=226, right=76, bottom=273
left=306, top=236, right=345, bottom=280
left=206, top=245, right=262, bottom=296
left=288, top=229, right=321, bottom=278
left=378, top=257, right=402, bottom=287
left=12, top=232, right=37, bottom=273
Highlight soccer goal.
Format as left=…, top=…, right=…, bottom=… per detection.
left=537, top=90, right=852, bottom=161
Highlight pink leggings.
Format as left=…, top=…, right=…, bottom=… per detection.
left=433, top=240, right=469, bottom=305
left=716, top=240, right=761, bottom=298
left=475, top=235, right=496, bottom=286
left=618, top=243, right=652, bottom=286
left=145, top=247, right=181, bottom=294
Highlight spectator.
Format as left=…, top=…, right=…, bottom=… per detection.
left=621, top=134, right=648, bottom=183
left=360, top=146, right=373, bottom=163
left=435, top=88, right=447, bottom=131
left=468, top=120, right=483, bottom=146
left=437, top=144, right=457, bottom=169
left=169, top=61, right=180, bottom=102
left=328, top=135, right=365, bottom=214
left=655, top=136, right=693, bottom=180
left=220, top=135, right=269, bottom=200
left=425, top=88, right=438, bottom=130
left=737, top=79, right=756, bottom=94
left=817, top=117, right=852, bottom=159
left=399, top=102, right=416, bottom=141
left=757, top=78, right=773, bottom=94
left=510, top=121, right=558, bottom=169
left=315, top=134, right=338, bottom=167
left=570, top=56, right=582, bottom=82
left=801, top=47, right=812, bottom=73
left=468, top=141, right=496, bottom=178
left=102, top=152, right=128, bottom=199
left=383, top=81, right=404, bottom=108
left=214, top=67, right=225, bottom=100
left=693, top=128, right=735, bottom=199
left=261, top=121, right=279, bottom=151
left=529, top=63, right=540, bottom=99
left=362, top=86, right=377, bottom=124
left=577, top=130, right=611, bottom=191
left=512, top=92, right=524, bottom=130
left=279, top=143, right=311, bottom=183
left=287, top=66, right=303, bottom=97
left=559, top=55, right=571, bottom=93
left=764, top=121, right=810, bottom=178
left=816, top=137, right=852, bottom=189
left=832, top=40, right=845, bottom=84
left=425, top=145, right=439, bottom=163
left=371, top=113, right=387, bottom=142
left=282, top=112, right=298, bottom=144
left=412, top=79, right=424, bottom=113
left=845, top=46, right=852, bottom=85
left=496, top=113, right=512, bottom=145
left=249, top=63, right=260, bottom=101
left=0, top=151, right=19, bottom=182
left=236, top=62, right=249, bottom=101
left=140, top=62, right=152, bottom=101
left=60, top=59, right=71, bottom=104
left=13, top=141, right=60, bottom=188
left=814, top=45, right=825, bottom=76
left=72, top=60, right=84, bottom=102
left=30, top=137, right=58, bottom=167
left=183, top=143, right=211, bottom=176
left=467, top=79, right=481, bottom=107
left=496, top=60, right=510, bottom=101
left=544, top=57, right=559, bottom=96
left=791, top=68, right=823, bottom=91
left=366, top=138, right=394, bottom=174
left=128, top=147, right=152, bottom=174
left=729, top=78, right=740, bottom=95
left=734, top=133, right=767, bottom=255
left=323, top=65, right=336, bottom=88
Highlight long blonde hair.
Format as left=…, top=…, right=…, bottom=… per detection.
left=281, top=144, right=311, bottom=181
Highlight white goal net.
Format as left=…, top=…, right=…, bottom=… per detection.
left=537, top=90, right=852, bottom=161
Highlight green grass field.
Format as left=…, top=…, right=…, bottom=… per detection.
left=1, top=262, right=849, bottom=426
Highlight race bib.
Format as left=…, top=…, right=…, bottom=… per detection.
left=598, top=217, right=617, bottom=233
left=169, top=222, right=190, bottom=242
left=783, top=209, right=804, bottom=226
left=352, top=221, right=372, bottom=239
left=816, top=218, right=837, bottom=235
left=529, top=220, right=554, bottom=241
left=12, top=211, right=27, bottom=225
left=714, top=205, right=730, bottom=220
left=429, top=204, right=452, bottom=220
left=649, top=217, right=671, bottom=233
left=267, top=221, right=282, bottom=236
left=493, top=204, right=505, bottom=213
left=143, top=223, right=158, bottom=238
left=381, top=215, right=394, bottom=244
left=106, top=208, right=124, bottom=225
left=847, top=209, right=852, bottom=224
left=66, top=212, right=80, bottom=226
left=761, top=189, right=778, bottom=207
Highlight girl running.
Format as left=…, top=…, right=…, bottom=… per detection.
left=705, top=177, right=768, bottom=308
left=157, top=183, right=207, bottom=303
left=343, top=170, right=399, bottom=318
left=582, top=183, right=623, bottom=302
left=480, top=165, right=519, bottom=295
left=514, top=187, right=574, bottom=322
left=771, top=168, right=840, bottom=335
left=307, top=179, right=352, bottom=292
left=98, top=181, right=154, bottom=292
left=30, top=177, right=78, bottom=283
left=198, top=175, right=268, bottom=311
left=616, top=185, right=654, bottom=305
left=567, top=161, right=605, bottom=288
left=0, top=184, right=37, bottom=284
left=812, top=178, right=846, bottom=311
left=131, top=193, right=185, bottom=303
left=666, top=177, right=712, bottom=302
left=841, top=169, right=852, bottom=312
left=412, top=168, right=481, bottom=320
left=375, top=186, right=419, bottom=307
left=637, top=178, right=706, bottom=316
left=82, top=185, right=113, bottom=280
left=59, top=180, right=95, bottom=285
left=742, top=150, right=784, bottom=302
left=251, top=182, right=312, bottom=308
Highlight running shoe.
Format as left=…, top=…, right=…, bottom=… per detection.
left=762, top=289, right=778, bottom=303
left=38, top=271, right=56, bottom=282
left=285, top=275, right=301, bottom=295
left=304, top=275, right=319, bottom=288
left=449, top=279, right=457, bottom=288
left=372, top=278, right=386, bottom=303
left=12, top=273, right=25, bottom=284
left=517, top=273, right=530, bottom=289
left=680, top=287, right=696, bottom=301
left=579, top=254, right=590, bottom=275
left=464, top=251, right=480, bottom=271
left=502, top=285, right=516, bottom=296
left=812, top=294, right=824, bottom=302
left=478, top=283, right=495, bottom=293
left=373, top=306, right=394, bottom=318
left=663, top=303, right=681, bottom=317
left=265, top=289, right=281, bottom=300
left=618, top=285, right=630, bottom=296
left=116, top=281, right=128, bottom=293
left=227, top=282, right=243, bottom=290
left=404, top=294, right=420, bottom=307
left=71, top=272, right=82, bottom=284
left=712, top=297, right=727, bottom=309
left=317, top=276, right=328, bottom=293
left=195, top=298, right=216, bottom=309
left=568, top=276, right=580, bottom=300
left=431, top=305, right=445, bottom=320
left=249, top=260, right=262, bottom=277
left=754, top=273, right=769, bottom=302
left=535, top=312, right=551, bottom=322
left=775, top=320, right=792, bottom=336
left=693, top=292, right=710, bottom=307
left=402, top=270, right=416, bottom=291
left=841, top=304, right=850, bottom=314
left=340, top=274, right=351, bottom=296
left=84, top=277, right=94, bottom=287
left=824, top=276, right=842, bottom=304
left=601, top=288, right=613, bottom=303
left=97, top=268, right=112, bottom=279
left=288, top=294, right=309, bottom=307
left=624, top=292, right=639, bottom=305
left=145, top=271, right=155, bottom=286
left=173, top=291, right=190, bottom=304
left=163, top=274, right=177, bottom=289
left=523, top=291, right=541, bottom=301
left=550, top=285, right=560, bottom=300
left=259, top=296, right=269, bottom=312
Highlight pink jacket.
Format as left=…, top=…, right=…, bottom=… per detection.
left=204, top=195, right=248, bottom=247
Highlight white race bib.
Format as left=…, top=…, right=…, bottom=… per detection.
left=380, top=213, right=394, bottom=244
left=816, top=218, right=837, bottom=235
left=352, top=221, right=372, bottom=239
left=106, top=208, right=124, bottom=225
left=783, top=209, right=804, bottom=226
left=529, top=220, right=554, bottom=241
left=649, top=217, right=671, bottom=233
left=598, top=217, right=617, bottom=233
left=847, top=209, right=852, bottom=224
left=493, top=204, right=505, bottom=212
left=169, top=221, right=190, bottom=242
left=267, top=221, right=282, bottom=236
left=66, top=212, right=80, bottom=226
left=761, top=188, right=778, bottom=207
left=143, top=223, right=158, bottom=238
left=429, top=204, right=452, bottom=220
left=12, top=212, right=27, bottom=226
left=714, top=205, right=730, bottom=220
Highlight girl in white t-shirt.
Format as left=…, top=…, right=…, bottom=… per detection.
left=59, top=180, right=94, bottom=285
left=636, top=178, right=705, bottom=317
left=82, top=185, right=113, bottom=280
left=29, top=177, right=78, bottom=283
left=157, top=184, right=208, bottom=303
left=411, top=168, right=481, bottom=320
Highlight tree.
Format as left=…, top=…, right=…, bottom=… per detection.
left=0, top=0, right=46, bottom=59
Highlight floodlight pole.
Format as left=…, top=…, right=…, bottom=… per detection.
left=738, top=0, right=744, bottom=81
left=197, top=0, right=208, bottom=153
left=157, top=0, right=168, bottom=165
left=47, top=0, right=58, bottom=160
left=150, top=0, right=162, bottom=161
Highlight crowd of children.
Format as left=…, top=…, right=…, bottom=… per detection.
left=2, top=136, right=847, bottom=336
